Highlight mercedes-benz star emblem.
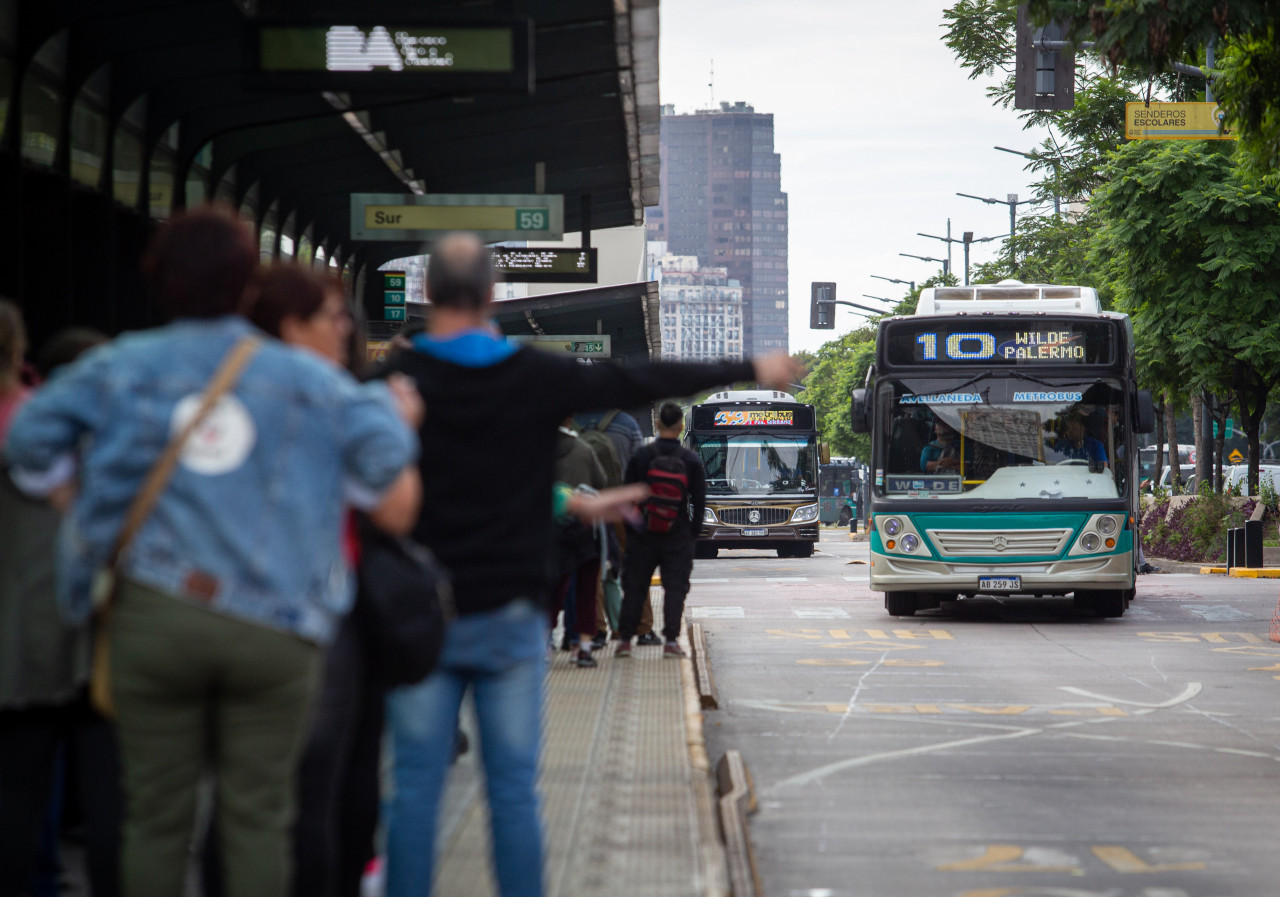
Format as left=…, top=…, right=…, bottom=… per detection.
left=992, top=535, right=1008, bottom=552
left=748, top=510, right=761, bottom=524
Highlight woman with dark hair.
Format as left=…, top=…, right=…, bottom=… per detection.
left=247, top=265, right=389, bottom=897
left=4, top=206, right=423, bottom=897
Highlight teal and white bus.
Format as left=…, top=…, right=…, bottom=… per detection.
left=850, top=283, right=1154, bottom=617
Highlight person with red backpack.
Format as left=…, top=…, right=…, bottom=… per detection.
left=615, top=402, right=706, bottom=659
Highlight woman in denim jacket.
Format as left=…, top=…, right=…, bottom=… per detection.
left=4, top=206, right=422, bottom=897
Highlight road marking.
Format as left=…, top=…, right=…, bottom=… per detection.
left=1057, top=682, right=1201, bottom=708
left=937, top=844, right=1081, bottom=873
left=797, top=658, right=945, bottom=667
left=792, top=608, right=850, bottom=619
left=689, top=606, right=745, bottom=618
left=842, top=575, right=865, bottom=581
left=1138, top=631, right=1264, bottom=644
left=689, top=578, right=731, bottom=583
left=1091, top=845, right=1206, bottom=873
left=1181, top=604, right=1254, bottom=621
left=767, top=576, right=810, bottom=582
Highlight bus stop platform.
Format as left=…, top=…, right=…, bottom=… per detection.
left=426, top=590, right=729, bottom=897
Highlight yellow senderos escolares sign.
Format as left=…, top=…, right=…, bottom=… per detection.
left=1125, top=102, right=1235, bottom=140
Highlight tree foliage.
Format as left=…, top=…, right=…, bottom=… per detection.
left=1030, top=0, right=1280, bottom=177
left=797, top=330, right=875, bottom=460
left=1089, top=140, right=1280, bottom=490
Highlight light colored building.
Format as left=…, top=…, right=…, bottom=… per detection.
left=656, top=252, right=743, bottom=362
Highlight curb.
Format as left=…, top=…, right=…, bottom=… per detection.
left=678, top=614, right=732, bottom=897
left=715, top=750, right=763, bottom=897
left=689, top=623, right=720, bottom=709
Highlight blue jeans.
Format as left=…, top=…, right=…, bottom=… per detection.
left=385, top=600, right=547, bottom=897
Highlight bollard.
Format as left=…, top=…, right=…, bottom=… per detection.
left=1245, top=519, right=1264, bottom=568
left=1228, top=527, right=1246, bottom=569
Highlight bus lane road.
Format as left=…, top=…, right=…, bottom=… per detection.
left=695, top=533, right=1280, bottom=897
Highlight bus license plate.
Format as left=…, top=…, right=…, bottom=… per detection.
left=979, top=576, right=1021, bottom=592
left=741, top=528, right=769, bottom=536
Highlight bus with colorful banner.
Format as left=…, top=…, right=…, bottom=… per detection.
left=850, top=283, right=1154, bottom=617
left=685, top=391, right=820, bottom=559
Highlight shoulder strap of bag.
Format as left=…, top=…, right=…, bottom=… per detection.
left=596, top=409, right=619, bottom=432
left=104, top=335, right=261, bottom=570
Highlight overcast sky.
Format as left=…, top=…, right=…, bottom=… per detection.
left=658, top=0, right=1055, bottom=354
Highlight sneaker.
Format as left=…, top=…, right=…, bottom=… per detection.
left=574, top=649, right=598, bottom=668
left=636, top=632, right=663, bottom=646
left=614, top=639, right=632, bottom=658
left=663, top=641, right=687, bottom=658
left=559, top=634, right=574, bottom=652
left=1138, top=562, right=1160, bottom=575
left=591, top=630, right=608, bottom=649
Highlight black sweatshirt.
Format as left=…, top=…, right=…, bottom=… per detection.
left=381, top=345, right=754, bottom=616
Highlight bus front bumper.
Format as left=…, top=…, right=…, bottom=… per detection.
left=870, top=551, right=1133, bottom=594
left=702, top=524, right=820, bottom=544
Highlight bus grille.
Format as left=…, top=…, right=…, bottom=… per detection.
left=718, top=507, right=791, bottom=526
left=925, top=528, right=1072, bottom=558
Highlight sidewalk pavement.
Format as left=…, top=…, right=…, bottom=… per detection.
left=428, top=587, right=728, bottom=897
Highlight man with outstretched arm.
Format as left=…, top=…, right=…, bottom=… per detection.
left=375, top=231, right=802, bottom=897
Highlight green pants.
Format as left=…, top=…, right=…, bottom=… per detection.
left=109, top=580, right=319, bottom=897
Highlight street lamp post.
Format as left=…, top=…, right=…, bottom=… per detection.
left=958, top=230, right=1005, bottom=285
left=994, top=145, right=1061, bottom=217
left=899, top=252, right=949, bottom=277
left=870, top=274, right=915, bottom=293
left=956, top=191, right=1037, bottom=272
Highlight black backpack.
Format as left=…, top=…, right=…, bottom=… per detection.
left=641, top=448, right=690, bottom=534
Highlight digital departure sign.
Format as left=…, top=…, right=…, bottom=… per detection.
left=492, top=248, right=597, bottom=283
left=251, top=21, right=532, bottom=92
left=883, top=319, right=1115, bottom=367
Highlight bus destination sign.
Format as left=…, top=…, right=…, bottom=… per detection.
left=493, top=247, right=597, bottom=283
left=884, top=320, right=1114, bottom=366
left=714, top=409, right=794, bottom=427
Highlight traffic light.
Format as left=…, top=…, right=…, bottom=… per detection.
left=1014, top=5, right=1075, bottom=110
left=810, top=282, right=836, bottom=330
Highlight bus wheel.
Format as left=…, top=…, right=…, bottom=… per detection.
left=885, top=593, right=917, bottom=616
left=694, top=543, right=718, bottom=560
left=1079, top=589, right=1125, bottom=618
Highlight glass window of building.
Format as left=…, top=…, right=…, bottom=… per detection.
left=20, top=33, right=66, bottom=168
left=186, top=142, right=213, bottom=207
left=149, top=122, right=178, bottom=219
left=113, top=97, right=146, bottom=208
left=259, top=200, right=278, bottom=261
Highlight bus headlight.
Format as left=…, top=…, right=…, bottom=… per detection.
left=1080, top=532, right=1101, bottom=553
left=901, top=533, right=920, bottom=552
left=882, top=517, right=903, bottom=537
left=703, top=508, right=718, bottom=525
left=1096, top=515, right=1119, bottom=536
left=791, top=503, right=819, bottom=523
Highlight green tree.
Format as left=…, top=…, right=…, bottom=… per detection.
left=1031, top=1, right=1280, bottom=177
left=796, top=329, right=876, bottom=459
left=1090, top=140, right=1280, bottom=492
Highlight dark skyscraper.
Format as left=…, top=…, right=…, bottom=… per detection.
left=647, top=102, right=789, bottom=354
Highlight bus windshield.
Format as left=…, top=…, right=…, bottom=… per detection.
left=690, top=433, right=817, bottom=496
left=876, top=376, right=1129, bottom=500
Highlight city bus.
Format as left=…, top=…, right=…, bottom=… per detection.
left=850, top=282, right=1154, bottom=617
left=819, top=458, right=864, bottom=526
left=685, top=390, right=820, bottom=558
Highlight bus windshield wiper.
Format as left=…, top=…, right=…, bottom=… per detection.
left=1007, top=370, right=1093, bottom=389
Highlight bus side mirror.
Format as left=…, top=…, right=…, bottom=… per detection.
left=820, top=443, right=831, bottom=464
left=1135, top=390, right=1155, bottom=434
left=850, top=388, right=870, bottom=434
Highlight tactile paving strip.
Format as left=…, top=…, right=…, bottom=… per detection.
left=433, top=588, right=707, bottom=897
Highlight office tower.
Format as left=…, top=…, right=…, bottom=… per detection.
left=646, top=102, right=788, bottom=354
left=652, top=252, right=744, bottom=361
